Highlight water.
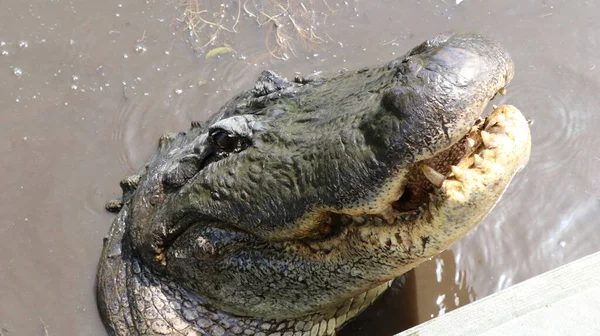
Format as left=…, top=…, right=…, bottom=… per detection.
left=1, top=1, right=599, bottom=335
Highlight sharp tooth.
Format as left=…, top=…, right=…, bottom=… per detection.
left=421, top=164, right=445, bottom=188
left=451, top=165, right=465, bottom=180
left=480, top=130, right=496, bottom=148
left=467, top=137, right=476, bottom=147
left=492, top=104, right=498, bottom=109
left=498, top=87, right=507, bottom=96
left=473, top=154, right=483, bottom=168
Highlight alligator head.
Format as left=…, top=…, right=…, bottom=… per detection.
left=97, top=32, right=531, bottom=335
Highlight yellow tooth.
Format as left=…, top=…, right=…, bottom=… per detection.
left=498, top=87, right=507, bottom=96
left=421, top=164, right=445, bottom=188
left=481, top=130, right=496, bottom=148
left=467, top=137, right=476, bottom=148
left=473, top=154, right=483, bottom=168
left=450, top=165, right=465, bottom=180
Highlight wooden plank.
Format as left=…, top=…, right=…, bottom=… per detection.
left=397, top=251, right=600, bottom=336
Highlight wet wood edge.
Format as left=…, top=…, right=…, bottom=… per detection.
left=397, top=251, right=600, bottom=336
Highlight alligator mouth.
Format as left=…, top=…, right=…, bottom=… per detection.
left=297, top=104, right=531, bottom=252
left=393, top=113, right=498, bottom=215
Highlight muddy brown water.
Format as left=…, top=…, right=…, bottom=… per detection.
left=1, top=1, right=599, bottom=335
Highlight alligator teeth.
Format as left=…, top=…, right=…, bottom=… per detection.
left=498, top=87, right=507, bottom=96
left=473, top=154, right=483, bottom=168
left=486, top=113, right=507, bottom=134
left=466, top=137, right=476, bottom=148
left=421, top=164, right=445, bottom=188
left=480, top=130, right=496, bottom=148
left=492, top=104, right=498, bottom=109
left=450, top=165, right=465, bottom=180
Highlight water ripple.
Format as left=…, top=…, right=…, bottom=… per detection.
left=496, top=78, right=583, bottom=176
left=109, top=58, right=257, bottom=174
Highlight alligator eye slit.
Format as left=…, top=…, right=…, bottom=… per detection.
left=211, top=130, right=240, bottom=152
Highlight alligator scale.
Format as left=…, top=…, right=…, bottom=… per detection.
left=97, top=32, right=531, bottom=335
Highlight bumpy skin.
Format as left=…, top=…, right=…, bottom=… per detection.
left=97, top=32, right=527, bottom=335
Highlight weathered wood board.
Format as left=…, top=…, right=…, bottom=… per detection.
left=398, top=251, right=600, bottom=336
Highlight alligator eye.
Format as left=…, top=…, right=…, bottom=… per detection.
left=211, top=130, right=240, bottom=152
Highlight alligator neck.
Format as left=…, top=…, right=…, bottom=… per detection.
left=97, top=208, right=389, bottom=336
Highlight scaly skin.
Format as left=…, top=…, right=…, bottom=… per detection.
left=97, top=32, right=531, bottom=335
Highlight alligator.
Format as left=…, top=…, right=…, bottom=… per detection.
left=97, top=31, right=531, bottom=336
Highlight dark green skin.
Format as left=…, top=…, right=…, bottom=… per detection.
left=97, top=32, right=514, bottom=335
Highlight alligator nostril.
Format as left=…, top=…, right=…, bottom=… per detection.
left=408, top=32, right=453, bottom=57
left=162, top=154, right=202, bottom=191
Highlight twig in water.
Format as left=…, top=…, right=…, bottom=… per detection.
left=39, top=318, right=50, bottom=336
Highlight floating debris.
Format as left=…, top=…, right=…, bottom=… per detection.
left=180, top=0, right=335, bottom=59
left=205, top=46, right=233, bottom=60
left=134, top=44, right=147, bottom=54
